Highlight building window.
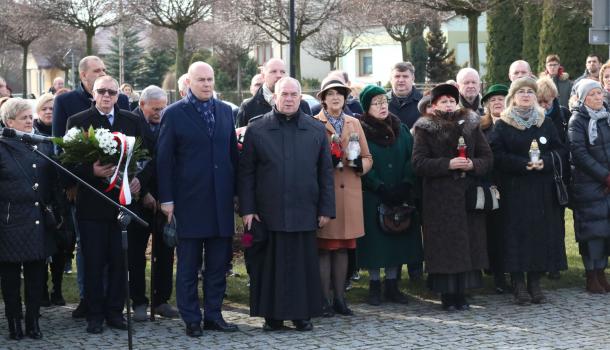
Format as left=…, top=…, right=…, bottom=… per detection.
left=358, top=49, right=373, bottom=76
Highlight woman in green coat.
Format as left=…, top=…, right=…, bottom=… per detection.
left=357, top=85, right=424, bottom=306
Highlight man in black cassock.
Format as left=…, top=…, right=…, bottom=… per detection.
left=238, top=77, right=335, bottom=331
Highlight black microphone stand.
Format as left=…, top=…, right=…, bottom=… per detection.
left=24, top=141, right=146, bottom=350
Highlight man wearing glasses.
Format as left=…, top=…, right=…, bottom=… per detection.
left=66, top=76, right=150, bottom=334
left=51, top=56, right=131, bottom=320
left=540, top=54, right=572, bottom=108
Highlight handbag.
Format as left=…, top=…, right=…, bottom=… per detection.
left=377, top=203, right=415, bottom=234
left=465, top=179, right=500, bottom=212
left=163, top=214, right=178, bottom=248
left=550, top=151, right=569, bottom=206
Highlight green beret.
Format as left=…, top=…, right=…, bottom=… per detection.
left=360, top=84, right=387, bottom=112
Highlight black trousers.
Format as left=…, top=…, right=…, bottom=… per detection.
left=78, top=220, right=125, bottom=323
left=43, top=251, right=66, bottom=295
left=0, top=260, right=45, bottom=320
left=127, top=209, right=174, bottom=307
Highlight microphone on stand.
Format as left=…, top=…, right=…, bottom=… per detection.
left=1, top=127, right=53, bottom=144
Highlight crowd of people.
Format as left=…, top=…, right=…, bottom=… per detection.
left=0, top=51, right=609, bottom=341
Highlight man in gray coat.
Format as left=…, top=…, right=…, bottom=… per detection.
left=239, top=77, right=335, bottom=332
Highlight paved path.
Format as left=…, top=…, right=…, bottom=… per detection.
left=0, top=288, right=609, bottom=349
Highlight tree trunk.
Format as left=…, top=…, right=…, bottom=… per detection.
left=85, top=29, right=95, bottom=56
left=329, top=59, right=336, bottom=71
left=467, top=12, right=480, bottom=71
left=236, top=62, right=242, bottom=102
left=401, top=40, right=409, bottom=62
left=22, top=43, right=29, bottom=98
left=175, top=28, right=186, bottom=100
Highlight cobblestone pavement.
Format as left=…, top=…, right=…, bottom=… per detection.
left=1, top=288, right=609, bottom=349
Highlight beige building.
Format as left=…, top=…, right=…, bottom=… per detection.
left=26, top=53, right=65, bottom=98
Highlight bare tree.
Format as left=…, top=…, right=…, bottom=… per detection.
left=131, top=0, right=214, bottom=96
left=304, top=23, right=361, bottom=70
left=396, top=0, right=500, bottom=71
left=0, top=1, right=51, bottom=97
left=233, top=0, right=343, bottom=80
left=39, top=0, right=119, bottom=55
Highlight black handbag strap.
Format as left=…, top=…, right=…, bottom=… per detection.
left=0, top=139, right=49, bottom=207
left=550, top=151, right=563, bottom=180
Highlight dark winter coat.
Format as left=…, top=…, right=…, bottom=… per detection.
left=568, top=104, right=610, bottom=242
left=66, top=105, right=151, bottom=221
left=238, top=110, right=335, bottom=232
left=387, top=88, right=423, bottom=128
left=358, top=113, right=424, bottom=268
left=412, top=109, right=493, bottom=274
left=490, top=110, right=568, bottom=272
left=0, top=137, right=56, bottom=262
left=235, top=86, right=312, bottom=127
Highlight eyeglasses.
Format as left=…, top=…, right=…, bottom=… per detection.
left=96, top=88, right=118, bottom=96
left=370, top=99, right=388, bottom=107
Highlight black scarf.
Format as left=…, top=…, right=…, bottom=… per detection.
left=459, top=94, right=481, bottom=112
left=33, top=119, right=52, bottom=136
left=360, top=112, right=401, bottom=146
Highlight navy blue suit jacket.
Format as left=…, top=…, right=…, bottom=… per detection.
left=156, top=96, right=238, bottom=238
left=52, top=82, right=130, bottom=138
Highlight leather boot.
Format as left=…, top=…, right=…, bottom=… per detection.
left=595, top=269, right=610, bottom=292
left=333, top=297, right=353, bottom=316
left=368, top=280, right=382, bottom=306
left=513, top=280, right=530, bottom=305
left=527, top=274, right=547, bottom=304
left=440, top=294, right=456, bottom=311
left=586, top=270, right=605, bottom=294
left=383, top=279, right=409, bottom=304
left=321, top=299, right=334, bottom=317
left=25, top=316, right=43, bottom=340
left=7, top=317, right=23, bottom=340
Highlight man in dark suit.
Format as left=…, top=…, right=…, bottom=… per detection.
left=66, top=76, right=149, bottom=334
left=52, top=55, right=130, bottom=318
left=235, top=58, right=311, bottom=127
left=239, top=77, right=335, bottom=332
left=128, top=85, right=179, bottom=321
left=157, top=62, right=239, bottom=337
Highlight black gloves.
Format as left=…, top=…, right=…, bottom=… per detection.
left=332, top=154, right=342, bottom=168
left=352, top=156, right=363, bottom=173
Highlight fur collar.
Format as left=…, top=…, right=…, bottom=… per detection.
left=499, top=106, right=545, bottom=130
left=413, top=108, right=480, bottom=135
left=360, top=113, right=401, bottom=146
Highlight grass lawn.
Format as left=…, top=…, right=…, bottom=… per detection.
left=54, top=210, right=585, bottom=307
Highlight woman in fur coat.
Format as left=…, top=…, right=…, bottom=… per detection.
left=412, top=84, right=493, bottom=311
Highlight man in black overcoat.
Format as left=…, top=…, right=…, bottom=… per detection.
left=239, top=77, right=335, bottom=331
left=66, top=76, right=150, bottom=334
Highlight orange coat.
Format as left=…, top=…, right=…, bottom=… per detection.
left=313, top=111, right=372, bottom=240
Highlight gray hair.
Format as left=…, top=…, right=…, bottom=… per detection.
left=0, top=97, right=32, bottom=125
left=456, top=67, right=480, bottom=84
left=275, top=77, right=302, bottom=95
left=177, top=73, right=188, bottom=94
left=79, top=56, right=102, bottom=74
left=93, top=76, right=119, bottom=91
left=140, top=85, right=167, bottom=102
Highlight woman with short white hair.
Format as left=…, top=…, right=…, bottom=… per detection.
left=0, top=98, right=57, bottom=340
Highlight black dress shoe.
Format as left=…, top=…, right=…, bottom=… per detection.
left=321, top=299, right=335, bottom=317
left=262, top=318, right=285, bottom=331
left=292, top=319, right=313, bottom=331
left=25, top=318, right=43, bottom=340
left=86, top=320, right=104, bottom=334
left=72, top=299, right=87, bottom=318
left=185, top=322, right=203, bottom=337
left=203, top=318, right=238, bottom=332
left=8, top=318, right=23, bottom=340
left=455, top=294, right=470, bottom=311
left=106, top=317, right=128, bottom=330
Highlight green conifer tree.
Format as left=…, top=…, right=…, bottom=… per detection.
left=521, top=2, right=541, bottom=73
left=106, top=27, right=142, bottom=86
left=409, top=23, right=428, bottom=83
left=134, top=48, right=174, bottom=89
left=426, top=20, right=460, bottom=83
left=485, top=0, right=522, bottom=85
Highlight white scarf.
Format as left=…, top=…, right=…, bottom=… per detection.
left=263, top=84, right=275, bottom=106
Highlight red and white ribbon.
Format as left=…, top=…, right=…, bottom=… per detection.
left=104, top=132, right=136, bottom=205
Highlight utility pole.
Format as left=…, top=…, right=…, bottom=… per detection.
left=289, top=0, right=296, bottom=78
